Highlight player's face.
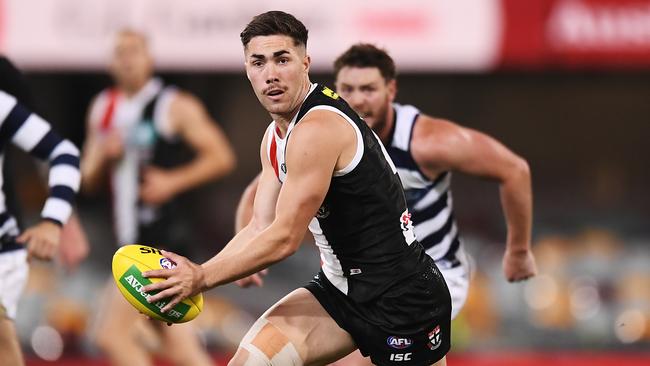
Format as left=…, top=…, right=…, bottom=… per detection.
left=244, top=35, right=311, bottom=117
left=110, top=33, right=154, bottom=92
left=335, top=67, right=396, bottom=130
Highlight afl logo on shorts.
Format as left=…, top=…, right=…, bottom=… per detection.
left=159, top=258, right=177, bottom=269
left=387, top=336, right=412, bottom=349
left=316, top=204, right=330, bottom=219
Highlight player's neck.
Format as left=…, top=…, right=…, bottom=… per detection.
left=375, top=105, right=395, bottom=145
left=119, top=78, right=150, bottom=97
left=272, top=80, right=312, bottom=136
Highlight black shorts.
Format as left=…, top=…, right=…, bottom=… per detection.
left=304, top=259, right=451, bottom=366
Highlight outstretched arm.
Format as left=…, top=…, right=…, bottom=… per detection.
left=411, top=117, right=536, bottom=282
left=143, top=112, right=346, bottom=312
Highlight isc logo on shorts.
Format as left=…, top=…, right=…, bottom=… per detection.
left=387, top=336, right=412, bottom=349
left=159, top=258, right=177, bottom=269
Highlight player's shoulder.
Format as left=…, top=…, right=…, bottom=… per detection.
left=411, top=114, right=470, bottom=159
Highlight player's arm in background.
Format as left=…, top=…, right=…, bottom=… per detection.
left=410, top=116, right=537, bottom=282
left=144, top=110, right=347, bottom=312
left=80, top=94, right=124, bottom=194
left=139, top=92, right=236, bottom=205
left=0, top=90, right=81, bottom=260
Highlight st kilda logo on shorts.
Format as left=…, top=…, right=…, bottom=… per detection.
left=427, top=325, right=442, bottom=350
left=316, top=203, right=330, bottom=219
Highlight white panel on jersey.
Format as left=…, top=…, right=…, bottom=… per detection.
left=413, top=173, right=451, bottom=211
left=425, top=223, right=458, bottom=261
left=396, top=167, right=431, bottom=190
left=48, top=165, right=81, bottom=191
left=48, top=140, right=80, bottom=160
left=391, top=104, right=420, bottom=151
left=0, top=216, right=18, bottom=237
left=309, top=218, right=348, bottom=294
left=0, top=91, right=18, bottom=125
left=41, top=197, right=73, bottom=224
left=304, top=105, right=364, bottom=177
left=11, top=114, right=51, bottom=152
left=0, top=155, right=5, bottom=212
left=112, top=152, right=139, bottom=244
left=414, top=194, right=453, bottom=237
left=372, top=130, right=398, bottom=174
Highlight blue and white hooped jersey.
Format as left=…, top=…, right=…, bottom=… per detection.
left=385, top=103, right=462, bottom=269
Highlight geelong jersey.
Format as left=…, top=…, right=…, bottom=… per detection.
left=267, top=84, right=425, bottom=302
left=385, top=104, right=461, bottom=269
left=90, top=78, right=192, bottom=247
left=0, top=90, right=81, bottom=252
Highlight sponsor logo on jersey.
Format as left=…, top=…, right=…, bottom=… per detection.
left=160, top=257, right=177, bottom=269
left=399, top=209, right=416, bottom=244
left=427, top=325, right=442, bottom=350
left=350, top=268, right=362, bottom=275
left=387, top=336, right=413, bottom=349
left=280, top=163, right=287, bottom=173
left=321, top=86, right=339, bottom=100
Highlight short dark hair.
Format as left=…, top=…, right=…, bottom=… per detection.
left=240, top=11, right=308, bottom=48
left=334, top=44, right=396, bottom=82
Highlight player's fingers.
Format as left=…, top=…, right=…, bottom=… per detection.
left=252, top=274, right=264, bottom=287
left=146, top=286, right=180, bottom=304
left=161, top=294, right=183, bottom=313
left=142, top=268, right=174, bottom=279
left=142, top=278, right=174, bottom=294
left=160, top=250, right=184, bottom=264
left=260, top=269, right=269, bottom=276
left=16, top=231, right=31, bottom=243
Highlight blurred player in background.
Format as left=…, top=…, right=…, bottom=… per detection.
left=0, top=56, right=82, bottom=366
left=143, top=11, right=452, bottom=365
left=81, top=30, right=235, bottom=366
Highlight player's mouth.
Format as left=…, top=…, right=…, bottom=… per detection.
left=265, top=87, right=286, bottom=101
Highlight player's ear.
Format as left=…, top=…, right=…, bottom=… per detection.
left=387, top=78, right=397, bottom=102
left=303, top=54, right=311, bottom=74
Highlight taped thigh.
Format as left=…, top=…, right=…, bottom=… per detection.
left=240, top=318, right=302, bottom=366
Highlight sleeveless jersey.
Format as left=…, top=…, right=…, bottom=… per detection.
left=91, top=78, right=193, bottom=247
left=266, top=84, right=427, bottom=303
left=385, top=103, right=461, bottom=269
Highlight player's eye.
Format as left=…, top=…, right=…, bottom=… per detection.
left=278, top=58, right=289, bottom=64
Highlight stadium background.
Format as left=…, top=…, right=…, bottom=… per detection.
left=1, top=0, right=649, bottom=364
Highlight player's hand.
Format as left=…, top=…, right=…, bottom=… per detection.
left=235, top=269, right=269, bottom=288
left=139, top=167, right=179, bottom=205
left=102, top=129, right=124, bottom=161
left=502, top=247, right=537, bottom=282
left=141, top=250, right=205, bottom=314
left=17, top=220, right=62, bottom=261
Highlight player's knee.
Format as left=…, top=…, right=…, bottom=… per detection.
left=233, top=319, right=303, bottom=366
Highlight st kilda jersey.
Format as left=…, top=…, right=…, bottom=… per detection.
left=266, top=83, right=426, bottom=302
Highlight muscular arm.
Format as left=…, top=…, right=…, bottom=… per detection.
left=144, top=111, right=351, bottom=310
left=411, top=117, right=535, bottom=280
left=80, top=96, right=113, bottom=194
left=163, top=92, right=236, bottom=194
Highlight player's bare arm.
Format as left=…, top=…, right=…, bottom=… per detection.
left=80, top=96, right=123, bottom=194
left=142, top=110, right=353, bottom=312
left=411, top=116, right=537, bottom=282
left=139, top=92, right=236, bottom=205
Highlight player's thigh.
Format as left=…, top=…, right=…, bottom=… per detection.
left=232, top=288, right=356, bottom=366
left=94, top=279, right=141, bottom=340
left=0, top=317, right=24, bottom=366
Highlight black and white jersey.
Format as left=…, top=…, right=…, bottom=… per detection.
left=0, top=90, right=80, bottom=251
left=267, top=84, right=425, bottom=302
left=385, top=104, right=461, bottom=269
left=89, top=78, right=192, bottom=248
